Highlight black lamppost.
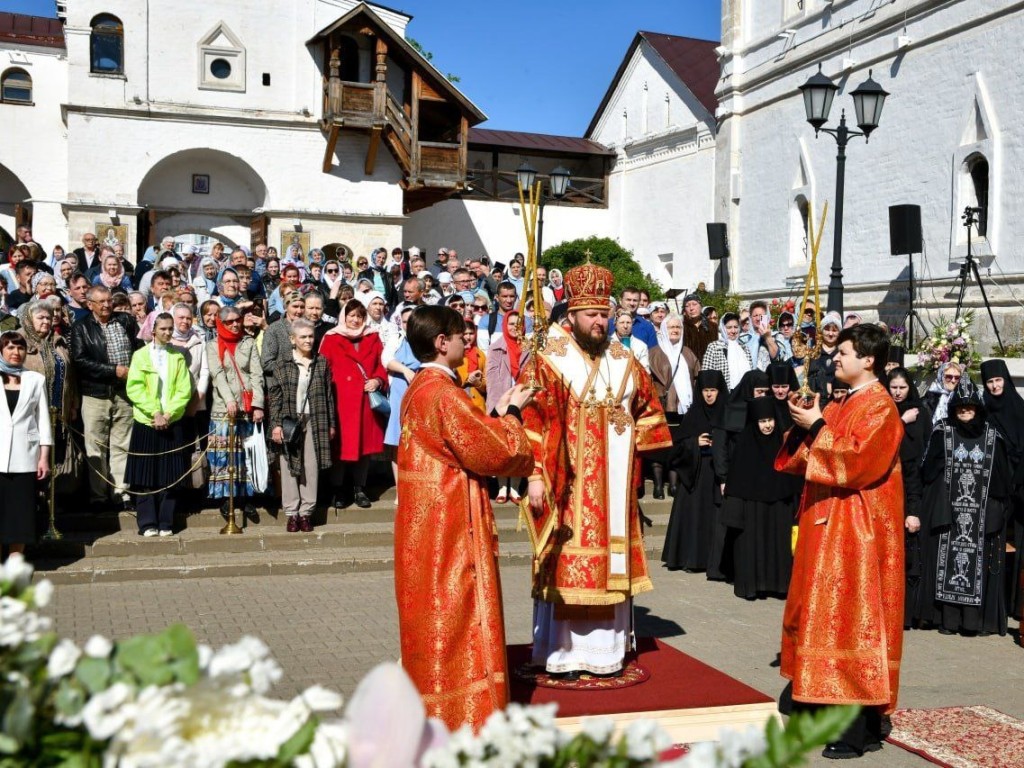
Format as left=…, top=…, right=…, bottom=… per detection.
left=800, top=65, right=889, bottom=315
left=516, top=162, right=571, bottom=258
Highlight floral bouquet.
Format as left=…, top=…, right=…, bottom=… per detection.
left=915, top=309, right=980, bottom=373
left=768, top=298, right=797, bottom=320
left=1, top=555, right=858, bottom=767
left=888, top=325, right=907, bottom=349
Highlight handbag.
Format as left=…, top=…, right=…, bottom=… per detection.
left=355, top=361, right=391, bottom=416
left=229, top=352, right=255, bottom=414
left=55, top=428, right=84, bottom=495
left=281, top=360, right=314, bottom=451
left=189, top=446, right=209, bottom=491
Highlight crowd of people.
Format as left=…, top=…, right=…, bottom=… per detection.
left=0, top=225, right=1022, bottom=645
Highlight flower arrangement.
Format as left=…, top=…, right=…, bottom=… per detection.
left=767, top=298, right=797, bottom=320
left=1, top=555, right=856, bottom=767
left=888, top=326, right=907, bottom=349
left=916, top=310, right=980, bottom=373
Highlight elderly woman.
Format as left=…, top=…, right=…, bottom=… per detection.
left=486, top=311, right=528, bottom=503
left=192, top=257, right=220, bottom=304
left=268, top=318, right=337, bottom=531
left=924, top=361, right=964, bottom=425
left=206, top=305, right=265, bottom=520
left=215, top=268, right=243, bottom=308
left=648, top=313, right=699, bottom=498
left=18, top=300, right=77, bottom=431
left=320, top=299, right=387, bottom=509
left=262, top=289, right=306, bottom=375
left=0, top=331, right=51, bottom=559
left=124, top=313, right=193, bottom=537
left=198, top=299, right=220, bottom=342
left=92, top=253, right=132, bottom=293
left=612, top=309, right=650, bottom=372
left=127, top=291, right=149, bottom=325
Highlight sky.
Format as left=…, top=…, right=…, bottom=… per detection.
left=3, top=0, right=721, bottom=136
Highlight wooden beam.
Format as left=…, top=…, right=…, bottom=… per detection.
left=322, top=123, right=340, bottom=173
left=411, top=70, right=421, bottom=182
left=366, top=126, right=381, bottom=175
left=458, top=115, right=469, bottom=180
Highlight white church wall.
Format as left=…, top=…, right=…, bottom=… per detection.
left=0, top=44, right=68, bottom=247
left=404, top=198, right=613, bottom=265
left=590, top=42, right=713, bottom=151
left=719, top=0, right=1024, bottom=329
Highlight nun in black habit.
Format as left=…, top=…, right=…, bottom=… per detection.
left=720, top=396, right=799, bottom=600
left=887, top=366, right=933, bottom=628
left=768, top=362, right=799, bottom=432
left=917, top=380, right=1012, bottom=636
left=707, top=369, right=771, bottom=582
left=980, top=358, right=1024, bottom=617
left=662, top=370, right=728, bottom=571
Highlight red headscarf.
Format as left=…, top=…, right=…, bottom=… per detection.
left=464, top=329, right=480, bottom=375
left=215, top=314, right=244, bottom=362
left=503, top=311, right=522, bottom=380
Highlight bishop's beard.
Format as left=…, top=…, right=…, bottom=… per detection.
left=572, top=325, right=611, bottom=358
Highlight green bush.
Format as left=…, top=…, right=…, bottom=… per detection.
left=541, top=236, right=665, bottom=300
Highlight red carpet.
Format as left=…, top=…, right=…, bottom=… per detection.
left=509, top=637, right=773, bottom=717
left=513, top=659, right=650, bottom=690
left=887, top=706, right=1024, bottom=768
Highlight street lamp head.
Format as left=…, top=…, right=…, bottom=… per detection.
left=549, top=166, right=571, bottom=198
left=850, top=69, right=889, bottom=138
left=516, top=161, right=538, bottom=192
left=800, top=64, right=838, bottom=132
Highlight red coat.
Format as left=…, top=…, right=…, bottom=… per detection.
left=320, top=331, right=388, bottom=461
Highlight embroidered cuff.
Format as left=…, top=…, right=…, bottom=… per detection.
left=808, top=418, right=826, bottom=440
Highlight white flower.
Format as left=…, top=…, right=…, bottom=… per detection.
left=0, top=595, right=51, bottom=647
left=301, top=685, right=343, bottom=713
left=33, top=579, right=54, bottom=608
left=581, top=717, right=614, bottom=745
left=0, top=552, right=33, bottom=591
left=623, top=718, right=671, bottom=762
left=82, top=682, right=135, bottom=740
left=680, top=741, right=720, bottom=768
left=295, top=721, right=348, bottom=768
left=84, top=635, right=114, bottom=659
left=717, top=725, right=767, bottom=767
left=48, top=638, right=82, bottom=679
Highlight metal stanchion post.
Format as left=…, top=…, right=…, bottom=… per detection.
left=41, top=406, right=62, bottom=541
left=220, top=412, right=243, bottom=535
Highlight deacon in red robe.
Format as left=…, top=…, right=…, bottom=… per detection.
left=395, top=305, right=535, bottom=731
left=776, top=323, right=904, bottom=760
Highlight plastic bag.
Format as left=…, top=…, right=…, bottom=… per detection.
left=244, top=422, right=270, bottom=493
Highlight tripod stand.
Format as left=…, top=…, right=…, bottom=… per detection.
left=899, top=250, right=926, bottom=349
left=952, top=206, right=1004, bottom=355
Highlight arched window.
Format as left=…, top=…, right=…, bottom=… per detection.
left=90, top=14, right=124, bottom=74
left=0, top=68, right=32, bottom=103
left=967, top=153, right=990, bottom=237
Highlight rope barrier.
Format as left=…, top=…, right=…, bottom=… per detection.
left=63, top=422, right=215, bottom=457
left=81, top=446, right=214, bottom=497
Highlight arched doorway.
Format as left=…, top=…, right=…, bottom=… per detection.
left=321, top=242, right=353, bottom=262
left=0, top=162, right=31, bottom=253
left=137, top=148, right=267, bottom=256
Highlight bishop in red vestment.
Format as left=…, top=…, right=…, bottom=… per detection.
left=523, top=263, right=671, bottom=678
left=395, top=306, right=535, bottom=731
left=776, top=323, right=904, bottom=760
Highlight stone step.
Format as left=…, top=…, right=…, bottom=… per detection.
left=34, top=536, right=669, bottom=585
left=49, top=496, right=677, bottom=535
left=35, top=512, right=671, bottom=560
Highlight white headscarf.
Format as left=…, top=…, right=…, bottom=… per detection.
left=929, top=361, right=961, bottom=424
left=720, top=314, right=751, bottom=390
left=658, top=317, right=693, bottom=414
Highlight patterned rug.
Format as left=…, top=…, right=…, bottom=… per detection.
left=886, top=706, right=1024, bottom=768
left=513, top=660, right=650, bottom=690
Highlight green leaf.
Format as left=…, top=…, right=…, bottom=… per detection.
left=276, top=717, right=317, bottom=764
left=74, top=658, right=111, bottom=695
left=2, top=688, right=34, bottom=749
left=53, top=680, right=87, bottom=720
left=114, top=635, right=173, bottom=687
left=0, top=734, right=17, bottom=755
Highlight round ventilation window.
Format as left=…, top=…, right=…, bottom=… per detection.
left=210, top=58, right=232, bottom=80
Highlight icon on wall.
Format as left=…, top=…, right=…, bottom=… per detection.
left=192, top=174, right=210, bottom=194
left=281, top=231, right=311, bottom=260
left=95, top=223, right=129, bottom=248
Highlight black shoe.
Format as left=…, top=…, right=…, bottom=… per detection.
left=668, top=485, right=678, bottom=497
left=822, top=741, right=863, bottom=760
left=938, top=628, right=955, bottom=635
left=243, top=504, right=260, bottom=524
left=220, top=500, right=230, bottom=521
left=121, top=498, right=135, bottom=513
left=560, top=671, right=582, bottom=682
left=353, top=489, right=371, bottom=509
left=653, top=486, right=665, bottom=500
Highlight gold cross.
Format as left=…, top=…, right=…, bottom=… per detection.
left=583, top=248, right=593, bottom=263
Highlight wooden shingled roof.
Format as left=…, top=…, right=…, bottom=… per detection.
left=0, top=12, right=65, bottom=49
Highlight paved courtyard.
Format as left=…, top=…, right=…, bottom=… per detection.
left=47, top=563, right=1024, bottom=767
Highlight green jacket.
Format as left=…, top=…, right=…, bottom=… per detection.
left=125, top=344, right=193, bottom=426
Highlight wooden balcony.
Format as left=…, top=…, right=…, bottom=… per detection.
left=321, top=54, right=471, bottom=212
left=462, top=169, right=608, bottom=208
